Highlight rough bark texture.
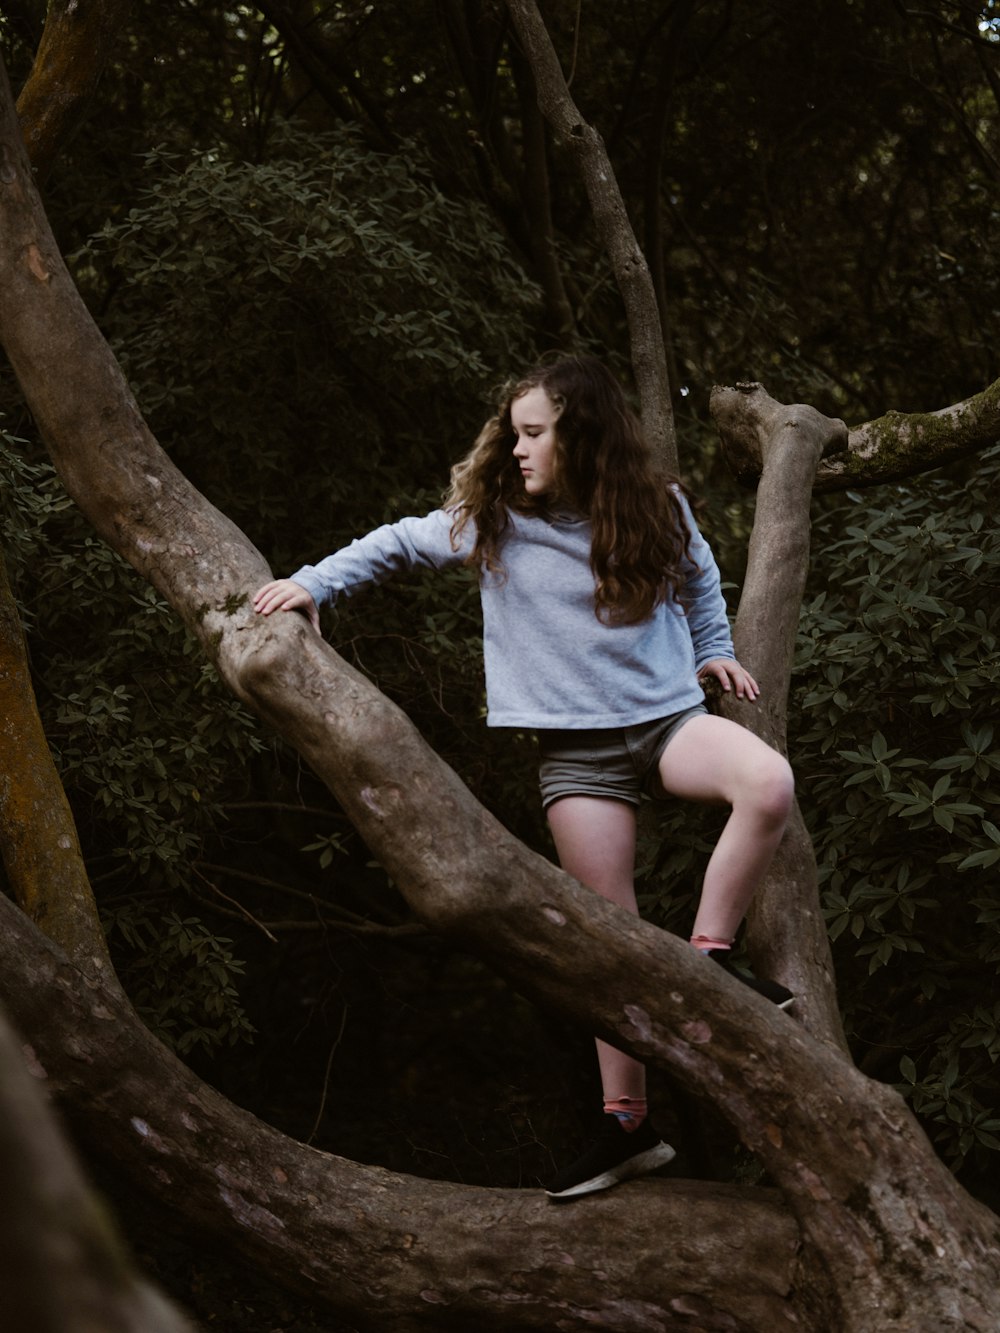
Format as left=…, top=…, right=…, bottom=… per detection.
left=3, top=39, right=1000, bottom=1333
left=710, top=383, right=848, bottom=1045
left=0, top=545, right=118, bottom=986
left=0, top=997, right=193, bottom=1332
left=503, top=0, right=677, bottom=469
left=0, top=895, right=801, bottom=1333
left=718, top=377, right=1000, bottom=494
left=15, top=0, right=134, bottom=183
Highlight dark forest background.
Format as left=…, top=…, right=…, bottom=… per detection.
left=1, top=2, right=999, bottom=1325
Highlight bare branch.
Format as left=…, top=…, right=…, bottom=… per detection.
left=814, top=377, right=1000, bottom=491
left=723, top=377, right=1000, bottom=492
left=503, top=0, right=676, bottom=467
left=710, top=382, right=849, bottom=1043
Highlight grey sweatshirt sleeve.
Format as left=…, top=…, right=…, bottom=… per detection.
left=676, top=495, right=736, bottom=667
left=290, top=509, right=470, bottom=608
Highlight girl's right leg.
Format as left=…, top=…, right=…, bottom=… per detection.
left=544, top=794, right=675, bottom=1198
left=546, top=794, right=646, bottom=1107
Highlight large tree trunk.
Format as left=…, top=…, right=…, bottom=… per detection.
left=2, top=39, right=1000, bottom=1333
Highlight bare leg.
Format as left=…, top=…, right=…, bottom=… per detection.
left=657, top=714, right=795, bottom=942
left=546, top=794, right=645, bottom=1102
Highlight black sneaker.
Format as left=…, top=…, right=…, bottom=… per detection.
left=545, top=1116, right=676, bottom=1200
left=707, top=949, right=794, bottom=1010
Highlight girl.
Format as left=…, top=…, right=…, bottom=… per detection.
left=254, top=354, right=795, bottom=1200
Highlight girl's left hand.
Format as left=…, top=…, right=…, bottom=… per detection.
left=698, top=657, right=760, bottom=701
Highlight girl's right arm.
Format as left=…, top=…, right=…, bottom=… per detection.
left=253, top=579, right=320, bottom=631
left=253, top=509, right=468, bottom=632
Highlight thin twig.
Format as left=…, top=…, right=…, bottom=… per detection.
left=191, top=866, right=279, bottom=942
left=306, top=1004, right=349, bottom=1145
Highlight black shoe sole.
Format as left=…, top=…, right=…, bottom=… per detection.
left=545, top=1141, right=676, bottom=1200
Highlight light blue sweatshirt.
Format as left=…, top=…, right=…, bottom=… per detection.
left=290, top=498, right=734, bottom=730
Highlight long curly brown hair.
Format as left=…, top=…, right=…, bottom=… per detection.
left=446, top=354, right=694, bottom=625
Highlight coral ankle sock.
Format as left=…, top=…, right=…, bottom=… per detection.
left=603, top=1096, right=648, bottom=1132
left=690, top=934, right=732, bottom=955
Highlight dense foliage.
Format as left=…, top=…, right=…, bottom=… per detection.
left=796, top=455, right=1000, bottom=1195
left=1, top=0, right=999, bottom=1217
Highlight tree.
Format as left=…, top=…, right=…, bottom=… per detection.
left=0, top=995, right=194, bottom=1333
left=3, top=4, right=1000, bottom=1330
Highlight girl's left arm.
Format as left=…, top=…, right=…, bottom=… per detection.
left=697, top=656, right=760, bottom=701
left=677, top=497, right=758, bottom=699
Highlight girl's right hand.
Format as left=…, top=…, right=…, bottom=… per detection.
left=253, top=579, right=320, bottom=633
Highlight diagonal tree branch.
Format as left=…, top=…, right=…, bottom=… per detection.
left=2, top=41, right=1000, bottom=1332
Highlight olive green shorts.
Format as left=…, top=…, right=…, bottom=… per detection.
left=536, top=704, right=708, bottom=810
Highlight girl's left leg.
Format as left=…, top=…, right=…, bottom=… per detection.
left=656, top=713, right=795, bottom=944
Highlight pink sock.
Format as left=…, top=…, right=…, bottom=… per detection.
left=690, top=934, right=732, bottom=954
left=604, top=1096, right=648, bottom=1132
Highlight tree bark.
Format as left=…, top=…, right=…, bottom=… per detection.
left=0, top=996, right=194, bottom=1332
left=2, top=39, right=1000, bottom=1333
left=723, top=377, right=1000, bottom=494
left=711, top=383, right=848, bottom=1045
left=0, top=893, right=801, bottom=1332
left=503, top=0, right=677, bottom=469
left=15, top=0, right=134, bottom=184
left=0, top=544, right=117, bottom=986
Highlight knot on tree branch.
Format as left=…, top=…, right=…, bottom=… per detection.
left=710, top=382, right=848, bottom=488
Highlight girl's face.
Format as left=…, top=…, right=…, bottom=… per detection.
left=511, top=386, right=561, bottom=497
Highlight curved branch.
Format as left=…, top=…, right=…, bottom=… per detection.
left=0, top=893, right=800, bottom=1333
left=724, top=378, right=1000, bottom=492
left=0, top=997, right=193, bottom=1331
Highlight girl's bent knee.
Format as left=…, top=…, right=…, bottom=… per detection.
left=754, top=756, right=795, bottom=825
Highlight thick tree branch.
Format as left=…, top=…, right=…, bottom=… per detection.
left=15, top=0, right=134, bottom=182
left=725, top=377, right=1000, bottom=492
left=0, top=894, right=801, bottom=1333
left=503, top=0, right=676, bottom=467
left=711, top=381, right=848, bottom=1047
left=3, top=45, right=1000, bottom=1331
left=0, top=544, right=118, bottom=986
left=0, top=998, right=193, bottom=1331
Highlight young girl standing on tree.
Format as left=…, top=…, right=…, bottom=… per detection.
left=254, top=354, right=795, bottom=1199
